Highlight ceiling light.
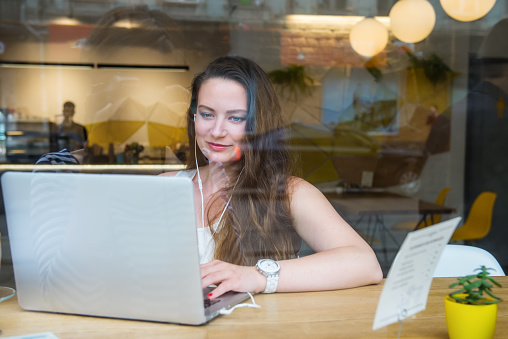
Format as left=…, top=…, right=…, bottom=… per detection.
left=440, top=0, right=496, bottom=22
left=113, top=19, right=141, bottom=29
left=51, top=17, right=82, bottom=25
left=349, top=18, right=388, bottom=58
left=389, top=0, right=436, bottom=43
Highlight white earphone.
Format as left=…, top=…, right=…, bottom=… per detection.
left=194, top=133, right=205, bottom=230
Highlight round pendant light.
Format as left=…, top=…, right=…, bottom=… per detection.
left=389, top=0, right=436, bottom=43
left=440, top=0, right=496, bottom=22
left=349, top=18, right=389, bottom=58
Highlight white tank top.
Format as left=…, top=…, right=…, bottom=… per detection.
left=175, top=170, right=215, bottom=264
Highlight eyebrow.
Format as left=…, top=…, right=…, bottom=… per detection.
left=198, top=104, right=247, bottom=114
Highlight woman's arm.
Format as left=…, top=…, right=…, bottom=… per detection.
left=201, top=177, right=383, bottom=298
left=275, top=177, right=383, bottom=292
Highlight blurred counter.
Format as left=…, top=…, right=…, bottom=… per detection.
left=0, top=163, right=186, bottom=175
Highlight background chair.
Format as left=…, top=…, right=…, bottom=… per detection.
left=391, top=187, right=450, bottom=232
left=450, top=192, right=497, bottom=242
left=434, top=244, right=505, bottom=277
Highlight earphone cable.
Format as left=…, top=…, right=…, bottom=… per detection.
left=195, top=135, right=205, bottom=230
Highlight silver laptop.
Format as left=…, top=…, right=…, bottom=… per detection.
left=2, top=171, right=250, bottom=325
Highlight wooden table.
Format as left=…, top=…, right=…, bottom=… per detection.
left=1, top=277, right=507, bottom=338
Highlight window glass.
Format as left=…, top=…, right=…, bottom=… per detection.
left=0, top=0, right=506, bottom=281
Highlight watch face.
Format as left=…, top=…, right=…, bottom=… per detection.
left=258, top=259, right=280, bottom=273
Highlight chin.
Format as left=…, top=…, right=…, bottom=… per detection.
left=218, top=158, right=238, bottom=166
left=219, top=157, right=243, bottom=167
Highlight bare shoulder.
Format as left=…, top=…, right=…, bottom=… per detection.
left=288, top=176, right=320, bottom=196
left=287, top=176, right=327, bottom=208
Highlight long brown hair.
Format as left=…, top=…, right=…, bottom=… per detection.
left=186, top=56, right=301, bottom=265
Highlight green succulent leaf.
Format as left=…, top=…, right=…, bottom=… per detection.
left=448, top=265, right=503, bottom=305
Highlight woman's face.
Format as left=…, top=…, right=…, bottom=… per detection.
left=195, top=78, right=248, bottom=166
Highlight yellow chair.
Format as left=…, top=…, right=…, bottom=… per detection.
left=450, top=192, right=497, bottom=242
left=391, top=187, right=451, bottom=232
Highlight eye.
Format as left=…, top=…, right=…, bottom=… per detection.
left=199, top=112, right=214, bottom=119
left=229, top=116, right=246, bottom=123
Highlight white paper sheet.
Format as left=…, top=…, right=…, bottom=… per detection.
left=372, top=217, right=461, bottom=330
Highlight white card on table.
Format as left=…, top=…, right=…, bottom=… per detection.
left=372, top=217, right=461, bottom=330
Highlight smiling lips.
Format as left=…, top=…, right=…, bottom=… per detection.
left=207, top=142, right=231, bottom=151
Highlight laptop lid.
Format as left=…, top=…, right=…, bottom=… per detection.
left=2, top=171, right=248, bottom=325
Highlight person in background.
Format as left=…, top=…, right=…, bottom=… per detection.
left=464, top=18, right=508, bottom=251
left=57, top=101, right=87, bottom=152
left=426, top=104, right=439, bottom=126
left=425, top=102, right=450, bottom=155
left=37, top=5, right=185, bottom=166
left=81, top=5, right=188, bottom=163
left=160, top=55, right=383, bottom=299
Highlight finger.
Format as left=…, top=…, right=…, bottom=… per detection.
left=201, top=269, right=231, bottom=291
left=207, top=282, right=232, bottom=299
left=213, top=170, right=230, bottom=193
left=201, top=147, right=210, bottom=158
left=200, top=260, right=221, bottom=275
left=201, top=149, right=228, bottom=178
left=200, top=261, right=238, bottom=292
left=201, top=148, right=220, bottom=164
left=209, top=162, right=227, bottom=178
left=201, top=259, right=224, bottom=268
left=208, top=165, right=231, bottom=190
left=200, top=260, right=226, bottom=281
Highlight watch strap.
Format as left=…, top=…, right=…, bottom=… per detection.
left=263, top=274, right=279, bottom=293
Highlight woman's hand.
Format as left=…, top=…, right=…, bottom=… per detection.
left=201, top=260, right=266, bottom=299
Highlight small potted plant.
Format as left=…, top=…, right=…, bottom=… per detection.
left=124, top=142, right=144, bottom=164
left=445, top=266, right=503, bottom=339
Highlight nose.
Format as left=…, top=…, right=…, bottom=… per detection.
left=210, top=119, right=227, bottom=138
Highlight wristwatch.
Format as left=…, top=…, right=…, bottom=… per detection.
left=256, top=259, right=280, bottom=293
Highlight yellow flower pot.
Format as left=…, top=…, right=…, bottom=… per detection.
left=444, top=294, right=498, bottom=339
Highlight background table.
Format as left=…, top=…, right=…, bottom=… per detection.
left=324, top=191, right=456, bottom=221
left=1, top=277, right=507, bottom=338
left=324, top=191, right=457, bottom=264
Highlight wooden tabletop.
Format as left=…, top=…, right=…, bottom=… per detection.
left=324, top=191, right=456, bottom=217
left=1, top=277, right=507, bottom=338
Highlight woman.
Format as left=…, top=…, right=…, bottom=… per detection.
left=161, top=56, right=382, bottom=299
